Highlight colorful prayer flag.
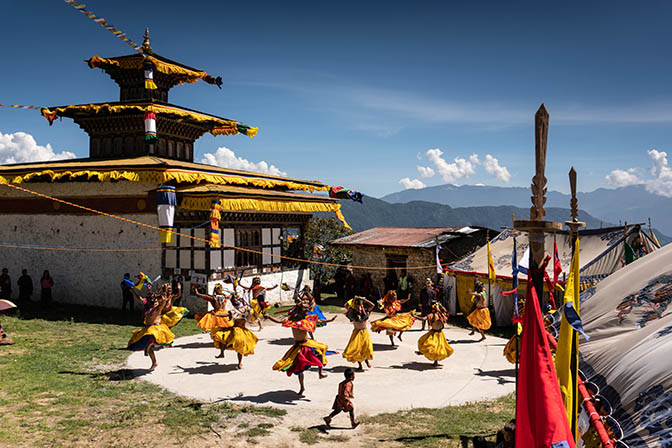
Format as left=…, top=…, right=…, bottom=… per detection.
left=515, top=280, right=575, bottom=448
left=555, top=236, right=582, bottom=441
left=487, top=240, right=496, bottom=284
left=156, top=185, right=176, bottom=243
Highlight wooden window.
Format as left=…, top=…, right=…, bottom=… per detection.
left=262, top=227, right=282, bottom=265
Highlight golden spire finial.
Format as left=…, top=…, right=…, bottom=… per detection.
left=142, top=27, right=152, bottom=53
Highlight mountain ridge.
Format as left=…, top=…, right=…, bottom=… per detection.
left=380, top=184, right=672, bottom=236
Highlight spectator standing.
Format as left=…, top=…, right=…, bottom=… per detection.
left=399, top=270, right=412, bottom=300
left=0, top=268, right=12, bottom=300
left=17, top=269, right=33, bottom=303
left=120, top=273, right=134, bottom=313
left=40, top=270, right=54, bottom=305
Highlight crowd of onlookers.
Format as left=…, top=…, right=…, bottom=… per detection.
left=327, top=267, right=452, bottom=311
left=0, top=267, right=55, bottom=305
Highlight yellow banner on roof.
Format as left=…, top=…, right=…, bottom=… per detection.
left=181, top=196, right=351, bottom=229
left=40, top=103, right=257, bottom=138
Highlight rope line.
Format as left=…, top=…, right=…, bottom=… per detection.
left=0, top=243, right=161, bottom=253
left=0, top=182, right=440, bottom=271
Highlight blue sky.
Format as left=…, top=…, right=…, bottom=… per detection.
left=2, top=1, right=672, bottom=198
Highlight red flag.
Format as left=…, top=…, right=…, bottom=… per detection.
left=553, top=237, right=562, bottom=286
left=515, top=280, right=575, bottom=448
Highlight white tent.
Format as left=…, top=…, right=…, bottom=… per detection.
left=549, top=241, right=672, bottom=447
left=446, top=225, right=659, bottom=325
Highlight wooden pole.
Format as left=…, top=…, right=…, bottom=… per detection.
left=565, top=166, right=585, bottom=442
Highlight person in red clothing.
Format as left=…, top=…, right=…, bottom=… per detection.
left=323, top=368, right=359, bottom=429
left=40, top=270, right=54, bottom=305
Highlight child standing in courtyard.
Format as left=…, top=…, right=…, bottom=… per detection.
left=323, top=368, right=360, bottom=429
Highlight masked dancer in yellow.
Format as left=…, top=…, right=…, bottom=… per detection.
left=342, top=296, right=375, bottom=371
left=467, top=282, right=491, bottom=342
left=159, top=282, right=188, bottom=328
left=192, top=284, right=233, bottom=331
left=127, top=288, right=175, bottom=370
left=210, top=292, right=258, bottom=368
left=415, top=301, right=454, bottom=367
left=370, top=290, right=414, bottom=346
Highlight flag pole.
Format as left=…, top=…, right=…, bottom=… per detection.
left=513, top=214, right=520, bottom=391
left=564, top=167, right=586, bottom=441
left=487, top=229, right=492, bottom=311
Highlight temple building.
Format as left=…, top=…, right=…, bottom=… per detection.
left=0, top=30, right=348, bottom=312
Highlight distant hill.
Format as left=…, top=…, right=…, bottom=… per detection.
left=325, top=196, right=607, bottom=234
left=381, top=184, right=672, bottom=240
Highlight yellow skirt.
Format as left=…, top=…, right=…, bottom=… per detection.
left=127, top=323, right=175, bottom=350
left=273, top=339, right=329, bottom=374
left=467, top=308, right=492, bottom=330
left=196, top=311, right=232, bottom=331
left=342, top=329, right=374, bottom=363
left=249, top=299, right=271, bottom=321
left=503, top=334, right=517, bottom=364
left=370, top=312, right=415, bottom=333
left=417, top=329, right=454, bottom=361
left=210, top=326, right=259, bottom=356
left=161, top=306, right=189, bottom=328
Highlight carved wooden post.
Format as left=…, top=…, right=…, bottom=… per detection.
left=565, top=167, right=586, bottom=253
left=514, top=104, right=562, bottom=304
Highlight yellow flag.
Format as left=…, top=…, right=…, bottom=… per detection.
left=487, top=240, right=496, bottom=284
left=555, top=236, right=580, bottom=441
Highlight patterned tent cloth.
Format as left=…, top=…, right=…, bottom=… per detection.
left=446, top=226, right=659, bottom=325
left=548, top=242, right=672, bottom=447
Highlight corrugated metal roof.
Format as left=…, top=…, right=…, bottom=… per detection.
left=331, top=226, right=481, bottom=248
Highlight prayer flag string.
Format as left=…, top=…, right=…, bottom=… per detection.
left=63, top=0, right=143, bottom=54
left=0, top=103, right=56, bottom=124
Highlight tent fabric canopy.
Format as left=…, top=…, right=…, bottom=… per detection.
left=549, top=242, right=672, bottom=447
left=446, top=226, right=659, bottom=325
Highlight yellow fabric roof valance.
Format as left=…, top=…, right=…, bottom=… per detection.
left=88, top=55, right=216, bottom=86
left=0, top=157, right=330, bottom=193
left=40, top=103, right=258, bottom=138
left=180, top=196, right=351, bottom=229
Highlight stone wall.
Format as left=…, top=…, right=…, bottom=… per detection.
left=350, top=246, right=436, bottom=300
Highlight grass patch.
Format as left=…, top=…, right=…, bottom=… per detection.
left=365, top=394, right=515, bottom=447
left=326, top=434, right=350, bottom=442
left=298, top=427, right=321, bottom=444
left=0, top=301, right=284, bottom=447
left=246, top=426, right=271, bottom=438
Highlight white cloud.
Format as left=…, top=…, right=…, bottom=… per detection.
left=426, top=149, right=478, bottom=183
left=399, top=177, right=426, bottom=189
left=0, top=132, right=75, bottom=164
left=483, top=154, right=512, bottom=182
left=200, top=147, right=286, bottom=176
left=605, top=149, right=672, bottom=196
left=648, top=149, right=669, bottom=177
left=605, top=168, right=643, bottom=187
left=417, top=165, right=435, bottom=178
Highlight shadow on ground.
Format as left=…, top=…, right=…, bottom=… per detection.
left=474, top=368, right=516, bottom=385
left=172, top=361, right=240, bottom=375
left=229, top=389, right=309, bottom=405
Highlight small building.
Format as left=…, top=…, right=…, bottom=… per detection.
left=0, top=31, right=349, bottom=313
left=330, top=226, right=494, bottom=300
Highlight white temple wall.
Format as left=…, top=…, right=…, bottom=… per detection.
left=181, top=269, right=313, bottom=314
left=0, top=213, right=161, bottom=308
